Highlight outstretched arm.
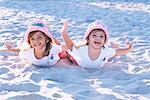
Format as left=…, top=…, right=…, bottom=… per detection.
left=53, top=38, right=61, bottom=45
left=115, top=40, right=133, bottom=56
left=0, top=41, right=20, bottom=53
left=61, top=20, right=73, bottom=50
left=0, top=48, right=20, bottom=53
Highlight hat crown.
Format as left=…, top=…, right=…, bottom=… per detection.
left=83, top=20, right=109, bottom=43
left=25, top=19, right=53, bottom=43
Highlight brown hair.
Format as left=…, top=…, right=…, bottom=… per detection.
left=28, top=30, right=52, bottom=56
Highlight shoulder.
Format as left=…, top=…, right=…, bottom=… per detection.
left=103, top=46, right=116, bottom=57
left=52, top=44, right=61, bottom=49
left=104, top=46, right=115, bottom=51
left=20, top=47, right=33, bottom=54
left=19, top=48, right=34, bottom=59
left=73, top=43, right=87, bottom=49
left=51, top=44, right=62, bottom=53
left=73, top=40, right=87, bottom=49
left=72, top=44, right=87, bottom=52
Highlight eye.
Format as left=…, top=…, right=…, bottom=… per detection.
left=38, top=36, right=42, bottom=39
left=92, top=34, right=96, bottom=37
left=100, top=35, right=104, bottom=38
left=38, top=36, right=44, bottom=40
left=30, top=38, right=35, bottom=41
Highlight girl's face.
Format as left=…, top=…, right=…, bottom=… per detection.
left=88, top=30, right=106, bottom=49
left=29, top=31, right=48, bottom=52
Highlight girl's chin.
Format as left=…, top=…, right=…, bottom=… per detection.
left=93, top=44, right=101, bottom=47
left=34, top=45, right=46, bottom=49
left=34, top=47, right=45, bottom=51
left=93, top=45, right=103, bottom=49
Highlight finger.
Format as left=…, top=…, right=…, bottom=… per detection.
left=4, top=42, right=13, bottom=49
left=61, top=21, right=69, bottom=33
left=63, top=20, right=68, bottom=27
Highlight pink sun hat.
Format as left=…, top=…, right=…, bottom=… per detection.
left=83, top=20, right=109, bottom=43
left=25, top=19, right=53, bottom=43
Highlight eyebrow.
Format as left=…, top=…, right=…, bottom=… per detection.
left=31, top=33, right=44, bottom=38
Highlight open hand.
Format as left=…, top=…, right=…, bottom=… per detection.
left=60, top=20, right=68, bottom=34
left=4, top=39, right=14, bottom=50
left=125, top=39, right=133, bottom=51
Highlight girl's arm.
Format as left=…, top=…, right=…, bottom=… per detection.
left=61, top=20, right=73, bottom=50
left=0, top=41, right=20, bottom=53
left=0, top=49, right=20, bottom=53
left=53, top=38, right=61, bottom=45
left=61, top=44, right=69, bottom=51
left=115, top=40, right=133, bottom=56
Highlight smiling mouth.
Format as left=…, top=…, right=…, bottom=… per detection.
left=94, top=42, right=100, bottom=45
left=34, top=43, right=41, bottom=46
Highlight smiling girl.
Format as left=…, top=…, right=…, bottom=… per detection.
left=1, top=19, right=67, bottom=67
left=61, top=20, right=133, bottom=68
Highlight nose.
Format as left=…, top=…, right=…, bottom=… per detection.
left=33, top=38, right=40, bottom=44
left=95, top=36, right=101, bottom=40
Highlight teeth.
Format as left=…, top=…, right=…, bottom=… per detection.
left=95, top=42, right=100, bottom=44
left=34, top=44, right=40, bottom=46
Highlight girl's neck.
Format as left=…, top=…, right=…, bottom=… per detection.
left=88, top=45, right=101, bottom=60
left=34, top=49, right=45, bottom=59
left=34, top=44, right=47, bottom=59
